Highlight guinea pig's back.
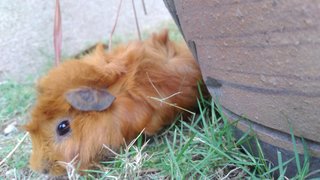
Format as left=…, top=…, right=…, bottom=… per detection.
left=127, top=40, right=201, bottom=132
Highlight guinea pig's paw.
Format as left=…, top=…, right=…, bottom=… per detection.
left=49, top=163, right=68, bottom=176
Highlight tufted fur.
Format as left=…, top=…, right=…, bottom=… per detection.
left=24, top=30, right=202, bottom=175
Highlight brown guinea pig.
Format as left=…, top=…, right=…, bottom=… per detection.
left=24, top=30, right=202, bottom=176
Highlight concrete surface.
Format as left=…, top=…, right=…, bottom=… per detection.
left=0, top=0, right=171, bottom=81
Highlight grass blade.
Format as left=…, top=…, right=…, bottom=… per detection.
left=289, top=124, right=301, bottom=174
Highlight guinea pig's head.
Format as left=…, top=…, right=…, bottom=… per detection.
left=23, top=46, right=124, bottom=175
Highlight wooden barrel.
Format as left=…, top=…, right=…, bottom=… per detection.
left=164, top=0, right=320, bottom=177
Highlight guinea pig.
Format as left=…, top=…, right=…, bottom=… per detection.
left=23, top=30, right=202, bottom=176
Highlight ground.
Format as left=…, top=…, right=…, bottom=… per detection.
left=0, top=0, right=171, bottom=81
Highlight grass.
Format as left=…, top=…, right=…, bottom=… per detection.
left=0, top=22, right=319, bottom=179
left=77, top=94, right=318, bottom=179
left=0, top=79, right=35, bottom=124
left=0, top=79, right=36, bottom=179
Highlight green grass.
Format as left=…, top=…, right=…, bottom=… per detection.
left=0, top=79, right=34, bottom=179
left=0, top=21, right=319, bottom=179
left=0, top=79, right=36, bottom=179
left=77, top=94, right=317, bottom=179
left=0, top=80, right=35, bottom=124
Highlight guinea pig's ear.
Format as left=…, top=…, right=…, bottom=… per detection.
left=65, top=87, right=115, bottom=111
left=94, top=43, right=107, bottom=57
left=153, top=29, right=169, bottom=44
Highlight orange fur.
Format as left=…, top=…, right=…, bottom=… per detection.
left=24, top=30, right=202, bottom=175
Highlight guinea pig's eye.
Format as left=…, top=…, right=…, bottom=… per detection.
left=57, top=120, right=70, bottom=136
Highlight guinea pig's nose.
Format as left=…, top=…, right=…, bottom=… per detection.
left=42, top=168, right=49, bottom=174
